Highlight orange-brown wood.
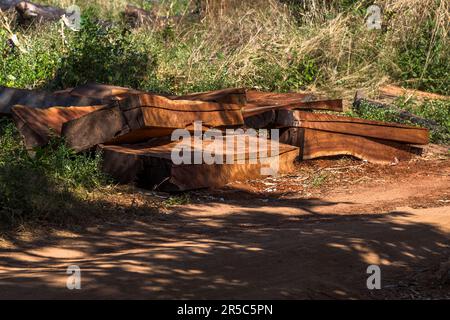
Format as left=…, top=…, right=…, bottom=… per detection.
left=280, top=128, right=421, bottom=165
left=11, top=105, right=103, bottom=150
left=62, top=93, right=244, bottom=152
left=67, top=83, right=142, bottom=99
left=172, top=88, right=247, bottom=105
left=173, top=88, right=343, bottom=112
left=276, top=110, right=429, bottom=145
left=379, top=85, right=450, bottom=101
left=99, top=136, right=298, bottom=191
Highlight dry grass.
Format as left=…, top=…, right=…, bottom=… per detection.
left=141, top=0, right=448, bottom=97
left=1, top=0, right=448, bottom=96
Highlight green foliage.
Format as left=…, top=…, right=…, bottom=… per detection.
left=0, top=25, right=62, bottom=88
left=164, top=193, right=191, bottom=206
left=395, top=98, right=450, bottom=144
left=393, top=19, right=449, bottom=95
left=351, top=99, right=450, bottom=144
left=350, top=100, right=402, bottom=123
left=54, top=17, right=154, bottom=88
left=0, top=119, right=109, bottom=224
left=251, top=56, right=318, bottom=92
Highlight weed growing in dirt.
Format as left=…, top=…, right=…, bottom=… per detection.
left=311, top=173, right=328, bottom=188
left=164, top=194, right=191, bottom=206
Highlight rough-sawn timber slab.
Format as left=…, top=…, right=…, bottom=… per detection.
left=276, top=110, right=429, bottom=145
left=11, top=105, right=103, bottom=151
left=280, top=127, right=422, bottom=165
left=99, top=136, right=298, bottom=191
left=62, top=93, right=244, bottom=152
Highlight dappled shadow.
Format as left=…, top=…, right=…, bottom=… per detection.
left=0, top=193, right=448, bottom=299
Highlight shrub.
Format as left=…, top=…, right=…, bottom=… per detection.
left=53, top=16, right=155, bottom=89
left=0, top=119, right=109, bottom=224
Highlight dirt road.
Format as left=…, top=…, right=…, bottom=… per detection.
left=0, top=157, right=449, bottom=299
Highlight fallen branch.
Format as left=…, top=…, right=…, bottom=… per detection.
left=15, top=1, right=65, bottom=24
left=0, top=0, right=20, bottom=10
left=379, top=85, right=450, bottom=101
left=353, top=90, right=441, bottom=131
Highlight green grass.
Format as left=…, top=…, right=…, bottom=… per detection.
left=0, top=119, right=109, bottom=225
left=350, top=98, right=450, bottom=144
left=164, top=194, right=191, bottom=206
left=390, top=19, right=449, bottom=95
left=1, top=0, right=448, bottom=95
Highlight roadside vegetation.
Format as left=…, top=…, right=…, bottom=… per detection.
left=350, top=99, right=450, bottom=144
left=0, top=118, right=110, bottom=225
left=1, top=0, right=448, bottom=95
left=0, top=0, right=448, bottom=226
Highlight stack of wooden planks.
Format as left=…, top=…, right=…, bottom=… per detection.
left=0, top=84, right=430, bottom=191
left=276, top=111, right=428, bottom=164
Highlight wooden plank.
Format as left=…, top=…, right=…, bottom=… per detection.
left=173, top=88, right=343, bottom=112
left=99, top=136, right=298, bottom=191
left=67, top=83, right=142, bottom=100
left=245, top=90, right=343, bottom=112
left=379, top=85, right=450, bottom=101
left=11, top=105, right=102, bottom=151
left=62, top=93, right=244, bottom=152
left=244, top=109, right=277, bottom=129
left=242, top=99, right=343, bottom=117
left=0, top=86, right=103, bottom=115
left=171, top=88, right=247, bottom=105
left=276, top=110, right=429, bottom=145
left=246, top=90, right=313, bottom=105
left=280, top=128, right=421, bottom=165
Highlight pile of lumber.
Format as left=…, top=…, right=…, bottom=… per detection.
left=0, top=83, right=429, bottom=191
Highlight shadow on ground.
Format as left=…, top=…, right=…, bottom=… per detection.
left=0, top=193, right=448, bottom=299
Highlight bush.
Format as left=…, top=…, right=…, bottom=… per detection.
left=0, top=23, right=62, bottom=88
left=392, top=19, right=449, bottom=95
left=0, top=119, right=109, bottom=224
left=53, top=16, right=155, bottom=89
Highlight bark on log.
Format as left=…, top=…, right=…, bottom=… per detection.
left=0, top=86, right=104, bottom=115
left=122, top=4, right=155, bottom=27
left=354, top=90, right=441, bottom=132
left=15, top=1, right=65, bottom=24
left=0, top=0, right=20, bottom=10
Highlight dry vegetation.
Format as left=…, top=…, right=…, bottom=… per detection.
left=1, top=0, right=448, bottom=96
